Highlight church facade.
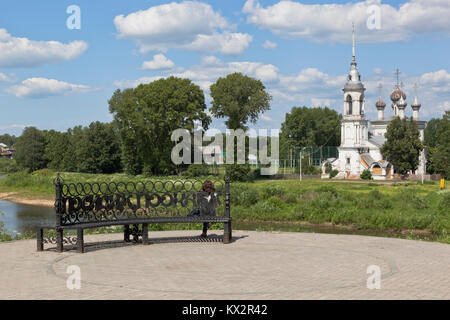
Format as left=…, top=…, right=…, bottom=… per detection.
left=323, top=31, right=426, bottom=180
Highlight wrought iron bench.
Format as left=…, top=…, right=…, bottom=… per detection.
left=37, top=174, right=232, bottom=253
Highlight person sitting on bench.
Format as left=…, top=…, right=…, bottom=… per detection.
left=188, top=180, right=220, bottom=237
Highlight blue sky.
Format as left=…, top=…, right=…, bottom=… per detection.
left=1, top=0, right=450, bottom=136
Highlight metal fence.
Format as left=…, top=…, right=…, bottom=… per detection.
left=206, top=146, right=339, bottom=175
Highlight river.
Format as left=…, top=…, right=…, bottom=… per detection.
left=0, top=200, right=54, bottom=235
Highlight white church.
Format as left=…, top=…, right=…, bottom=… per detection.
left=324, top=29, right=426, bottom=180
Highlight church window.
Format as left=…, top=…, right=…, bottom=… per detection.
left=346, top=95, right=353, bottom=115
left=347, top=157, right=351, bottom=165
left=360, top=96, right=364, bottom=115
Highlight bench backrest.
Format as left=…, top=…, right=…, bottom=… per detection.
left=54, top=175, right=230, bottom=226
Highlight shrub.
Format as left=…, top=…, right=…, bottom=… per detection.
left=315, top=185, right=339, bottom=198
left=0, top=158, right=20, bottom=173
left=410, top=196, right=429, bottom=210
left=182, top=164, right=210, bottom=177
left=261, top=184, right=286, bottom=199
left=235, top=189, right=259, bottom=206
left=295, top=164, right=321, bottom=175
left=360, top=169, right=372, bottom=180
left=225, top=164, right=251, bottom=182
left=266, top=196, right=283, bottom=208
left=252, top=200, right=281, bottom=214
left=282, top=193, right=298, bottom=204
left=438, top=193, right=450, bottom=212
left=329, top=169, right=339, bottom=179
left=248, top=168, right=261, bottom=181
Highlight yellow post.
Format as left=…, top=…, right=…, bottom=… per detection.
left=440, top=179, right=445, bottom=190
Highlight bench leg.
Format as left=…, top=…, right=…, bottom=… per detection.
left=124, top=225, right=131, bottom=242
left=77, top=228, right=84, bottom=253
left=56, top=228, right=64, bottom=252
left=224, top=221, right=232, bottom=244
left=37, top=228, right=44, bottom=252
left=142, top=224, right=149, bottom=245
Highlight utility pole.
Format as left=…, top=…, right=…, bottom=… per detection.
left=299, top=150, right=303, bottom=181
left=421, top=151, right=424, bottom=185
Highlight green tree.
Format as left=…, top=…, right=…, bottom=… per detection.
left=381, top=117, right=423, bottom=175
left=210, top=72, right=272, bottom=130
left=280, top=106, right=341, bottom=159
left=14, top=127, right=48, bottom=171
left=44, top=130, right=70, bottom=171
left=0, top=134, right=17, bottom=147
left=428, top=111, right=450, bottom=178
left=80, top=121, right=122, bottom=174
left=109, top=77, right=210, bottom=175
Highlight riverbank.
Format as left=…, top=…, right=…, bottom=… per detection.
left=0, top=192, right=53, bottom=207
left=0, top=170, right=449, bottom=244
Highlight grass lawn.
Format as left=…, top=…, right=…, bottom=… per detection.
left=1, top=169, right=449, bottom=243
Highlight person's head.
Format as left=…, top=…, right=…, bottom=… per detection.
left=202, top=180, right=215, bottom=194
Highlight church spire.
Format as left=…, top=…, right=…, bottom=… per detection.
left=346, top=22, right=362, bottom=85
left=352, top=22, right=356, bottom=63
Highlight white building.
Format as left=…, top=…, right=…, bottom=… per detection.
left=324, top=28, right=426, bottom=180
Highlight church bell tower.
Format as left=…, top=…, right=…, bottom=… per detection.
left=338, top=24, right=370, bottom=177
left=340, top=24, right=369, bottom=148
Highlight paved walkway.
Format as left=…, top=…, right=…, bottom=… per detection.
left=1, top=230, right=449, bottom=299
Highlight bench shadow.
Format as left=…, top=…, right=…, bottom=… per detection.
left=44, top=234, right=248, bottom=254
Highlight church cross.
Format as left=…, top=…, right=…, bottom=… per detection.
left=395, top=69, right=401, bottom=87
left=377, top=83, right=383, bottom=98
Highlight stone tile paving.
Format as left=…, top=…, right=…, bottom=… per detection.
left=1, top=230, right=449, bottom=299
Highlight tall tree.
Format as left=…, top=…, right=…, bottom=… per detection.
left=0, top=134, right=17, bottom=147
left=210, top=72, right=272, bottom=130
left=381, top=117, right=423, bottom=175
left=80, top=121, right=122, bottom=174
left=15, top=127, right=48, bottom=172
left=109, top=76, right=210, bottom=175
left=44, top=130, right=70, bottom=171
left=280, top=106, right=341, bottom=159
left=428, top=111, right=450, bottom=178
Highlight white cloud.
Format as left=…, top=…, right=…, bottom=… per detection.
left=262, top=40, right=277, bottom=49
left=260, top=115, right=274, bottom=121
left=0, top=124, right=29, bottom=130
left=0, top=29, right=88, bottom=68
left=373, top=68, right=382, bottom=75
left=113, top=76, right=164, bottom=88
left=116, top=57, right=280, bottom=89
left=420, top=69, right=450, bottom=85
left=114, top=1, right=252, bottom=55
left=142, top=54, right=175, bottom=70
left=171, top=59, right=280, bottom=84
left=201, top=55, right=222, bottom=66
left=0, top=72, right=17, bottom=83
left=436, top=101, right=450, bottom=114
left=243, top=0, right=450, bottom=43
left=7, top=78, right=90, bottom=98
left=186, top=32, right=253, bottom=55
left=113, top=53, right=450, bottom=120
